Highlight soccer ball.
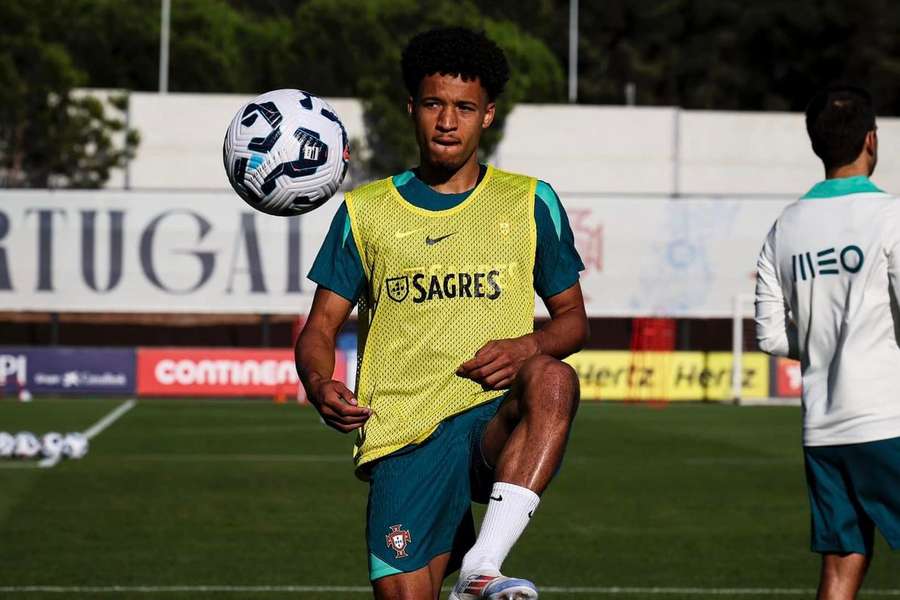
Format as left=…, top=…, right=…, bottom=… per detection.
left=0, top=432, right=14, bottom=458
left=62, top=432, right=89, bottom=459
left=41, top=432, right=64, bottom=459
left=14, top=431, right=41, bottom=459
left=223, top=89, right=350, bottom=217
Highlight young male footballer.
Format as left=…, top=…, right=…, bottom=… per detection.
left=296, top=27, right=587, bottom=600
left=755, top=86, right=900, bottom=600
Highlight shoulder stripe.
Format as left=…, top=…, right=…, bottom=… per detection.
left=392, top=170, right=415, bottom=188
left=536, top=180, right=562, bottom=240
left=341, top=211, right=352, bottom=248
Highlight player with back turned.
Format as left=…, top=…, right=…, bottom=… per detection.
left=295, top=27, right=587, bottom=600
left=755, top=86, right=900, bottom=599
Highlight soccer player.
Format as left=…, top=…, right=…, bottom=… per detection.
left=296, top=27, right=587, bottom=600
left=755, top=86, right=900, bottom=599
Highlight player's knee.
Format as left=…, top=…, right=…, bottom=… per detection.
left=372, top=576, right=434, bottom=600
left=520, top=355, right=579, bottom=417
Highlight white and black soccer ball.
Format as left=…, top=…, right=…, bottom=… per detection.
left=14, top=431, right=41, bottom=459
left=223, top=88, right=350, bottom=217
left=62, top=432, right=89, bottom=460
left=41, top=432, right=64, bottom=459
left=0, top=432, right=14, bottom=458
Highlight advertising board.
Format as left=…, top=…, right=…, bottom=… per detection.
left=0, top=347, right=135, bottom=395
left=136, top=347, right=345, bottom=398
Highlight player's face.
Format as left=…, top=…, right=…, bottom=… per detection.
left=409, top=73, right=495, bottom=171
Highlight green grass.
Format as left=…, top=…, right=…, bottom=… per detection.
left=0, top=398, right=898, bottom=599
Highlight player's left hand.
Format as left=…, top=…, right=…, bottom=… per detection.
left=456, top=335, right=540, bottom=390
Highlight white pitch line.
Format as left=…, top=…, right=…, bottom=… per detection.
left=0, top=586, right=899, bottom=596
left=0, top=462, right=41, bottom=470
left=38, top=399, right=137, bottom=469
left=37, top=455, right=63, bottom=468
left=82, top=399, right=137, bottom=440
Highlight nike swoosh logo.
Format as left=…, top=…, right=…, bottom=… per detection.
left=528, top=510, right=533, bottom=519
left=395, top=228, right=425, bottom=239
left=490, top=494, right=503, bottom=502
left=426, top=232, right=456, bottom=246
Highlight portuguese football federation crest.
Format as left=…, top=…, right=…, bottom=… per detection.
left=386, top=524, right=412, bottom=558
left=386, top=276, right=409, bottom=303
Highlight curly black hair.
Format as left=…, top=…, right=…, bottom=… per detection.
left=401, top=27, right=510, bottom=101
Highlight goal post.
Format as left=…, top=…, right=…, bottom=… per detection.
left=731, top=293, right=756, bottom=403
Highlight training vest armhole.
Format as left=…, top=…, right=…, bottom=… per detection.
left=343, top=190, right=371, bottom=282
left=527, top=176, right=538, bottom=282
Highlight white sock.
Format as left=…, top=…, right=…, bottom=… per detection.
left=460, top=482, right=540, bottom=575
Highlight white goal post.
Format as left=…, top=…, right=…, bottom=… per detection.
left=731, top=293, right=756, bottom=403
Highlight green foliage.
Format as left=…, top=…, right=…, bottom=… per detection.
left=165, top=0, right=294, bottom=93
left=35, top=0, right=159, bottom=92
left=0, top=2, right=138, bottom=188
left=481, top=19, right=565, bottom=157
left=486, top=0, right=900, bottom=114
left=289, top=0, right=564, bottom=177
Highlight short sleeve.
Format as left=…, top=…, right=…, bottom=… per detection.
left=307, top=202, right=366, bottom=303
left=533, top=181, right=585, bottom=299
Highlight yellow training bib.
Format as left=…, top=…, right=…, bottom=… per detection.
left=345, top=165, right=537, bottom=469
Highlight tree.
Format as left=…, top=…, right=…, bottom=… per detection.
left=35, top=0, right=294, bottom=94
left=482, top=0, right=900, bottom=115
left=0, top=2, right=139, bottom=188
left=289, top=0, right=564, bottom=177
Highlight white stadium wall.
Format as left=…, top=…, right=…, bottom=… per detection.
left=113, top=90, right=900, bottom=195
left=5, top=92, right=898, bottom=319
left=678, top=110, right=821, bottom=195
left=492, top=105, right=677, bottom=194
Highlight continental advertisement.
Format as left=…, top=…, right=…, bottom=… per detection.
left=564, top=351, right=771, bottom=401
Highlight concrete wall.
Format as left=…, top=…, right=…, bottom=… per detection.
left=114, top=91, right=900, bottom=196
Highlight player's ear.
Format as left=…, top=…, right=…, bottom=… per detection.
left=407, top=96, right=414, bottom=118
left=482, top=101, right=496, bottom=130
left=866, top=128, right=878, bottom=175
left=865, top=129, right=877, bottom=156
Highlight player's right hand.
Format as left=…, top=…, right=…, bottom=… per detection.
left=308, top=379, right=371, bottom=433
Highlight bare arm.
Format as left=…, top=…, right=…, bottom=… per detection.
left=457, top=282, right=589, bottom=390
left=295, top=286, right=370, bottom=432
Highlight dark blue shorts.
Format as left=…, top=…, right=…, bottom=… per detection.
left=804, top=436, right=900, bottom=555
left=365, top=397, right=503, bottom=581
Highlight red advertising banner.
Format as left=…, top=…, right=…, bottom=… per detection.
left=137, top=348, right=346, bottom=398
left=775, top=357, right=802, bottom=397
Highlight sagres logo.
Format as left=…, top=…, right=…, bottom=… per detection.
left=386, top=276, right=409, bottom=303
left=382, top=267, right=508, bottom=304
left=386, top=524, right=412, bottom=558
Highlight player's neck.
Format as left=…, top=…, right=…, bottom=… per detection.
left=417, top=155, right=481, bottom=194
left=825, top=161, right=871, bottom=181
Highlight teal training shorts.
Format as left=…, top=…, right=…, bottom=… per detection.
left=804, top=435, right=900, bottom=555
left=365, top=396, right=503, bottom=581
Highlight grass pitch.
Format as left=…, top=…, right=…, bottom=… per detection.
left=0, top=398, right=898, bottom=599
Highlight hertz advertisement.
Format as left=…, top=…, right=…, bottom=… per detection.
left=565, top=351, right=770, bottom=401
